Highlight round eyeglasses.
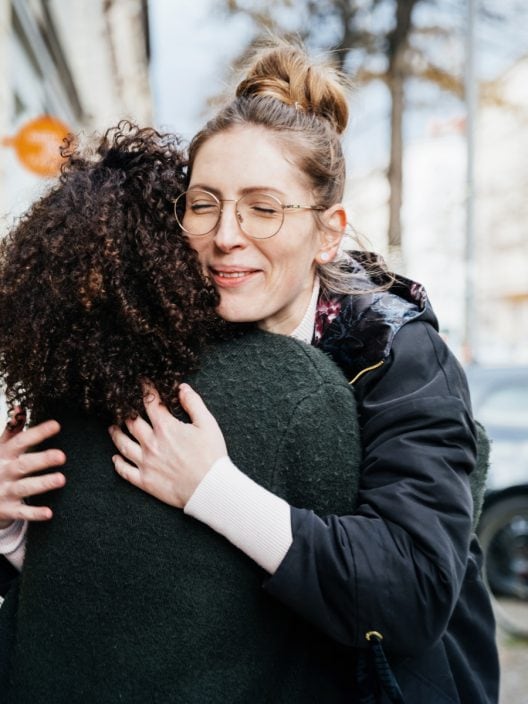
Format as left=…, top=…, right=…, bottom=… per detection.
left=174, top=189, right=326, bottom=240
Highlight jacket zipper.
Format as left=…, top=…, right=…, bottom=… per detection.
left=349, top=360, right=384, bottom=385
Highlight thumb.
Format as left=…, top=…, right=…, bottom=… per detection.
left=178, top=384, right=215, bottom=429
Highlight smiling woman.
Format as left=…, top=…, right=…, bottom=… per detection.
left=185, top=125, right=345, bottom=333
left=107, top=40, right=499, bottom=703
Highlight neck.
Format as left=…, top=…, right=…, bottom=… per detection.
left=278, top=277, right=320, bottom=342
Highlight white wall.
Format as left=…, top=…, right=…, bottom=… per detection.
left=0, top=0, right=152, bottom=226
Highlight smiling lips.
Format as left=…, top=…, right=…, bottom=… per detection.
left=209, top=266, right=260, bottom=288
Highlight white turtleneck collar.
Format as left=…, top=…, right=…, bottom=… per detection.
left=290, top=277, right=320, bottom=344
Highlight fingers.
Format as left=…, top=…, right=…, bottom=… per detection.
left=112, top=455, right=144, bottom=490
left=1, top=469, right=66, bottom=526
left=2, top=420, right=62, bottom=460
left=124, top=414, right=153, bottom=444
left=9, top=471, right=66, bottom=500
left=142, top=384, right=170, bottom=431
left=11, top=448, right=66, bottom=478
left=108, top=425, right=144, bottom=467
left=0, top=416, right=65, bottom=527
left=141, top=382, right=211, bottom=431
left=5, top=503, right=54, bottom=523
left=178, top=384, right=215, bottom=429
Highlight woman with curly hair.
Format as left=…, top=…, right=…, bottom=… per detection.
left=0, top=122, right=362, bottom=702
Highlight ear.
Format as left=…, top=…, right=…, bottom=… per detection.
left=316, top=204, right=347, bottom=265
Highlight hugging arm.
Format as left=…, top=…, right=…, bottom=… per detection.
left=111, top=322, right=476, bottom=657
left=0, top=416, right=66, bottom=584
left=264, top=321, right=476, bottom=656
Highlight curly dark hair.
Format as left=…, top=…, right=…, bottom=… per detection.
left=0, top=122, right=223, bottom=423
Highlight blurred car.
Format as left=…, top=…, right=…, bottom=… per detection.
left=466, top=366, right=528, bottom=633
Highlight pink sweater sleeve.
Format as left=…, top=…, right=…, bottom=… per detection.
left=0, top=519, right=27, bottom=571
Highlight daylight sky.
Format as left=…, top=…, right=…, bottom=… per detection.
left=148, top=0, right=392, bottom=169
left=148, top=0, right=528, bottom=172
left=149, top=0, right=252, bottom=140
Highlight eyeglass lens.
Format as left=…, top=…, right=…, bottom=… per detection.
left=175, top=190, right=285, bottom=239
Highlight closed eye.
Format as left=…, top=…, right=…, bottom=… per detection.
left=191, top=203, right=218, bottom=213
left=249, top=205, right=281, bottom=217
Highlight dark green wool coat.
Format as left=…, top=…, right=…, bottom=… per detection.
left=0, top=330, right=363, bottom=703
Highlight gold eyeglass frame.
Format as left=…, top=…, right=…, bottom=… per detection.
left=174, top=188, right=326, bottom=240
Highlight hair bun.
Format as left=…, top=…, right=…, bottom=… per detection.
left=236, top=43, right=349, bottom=135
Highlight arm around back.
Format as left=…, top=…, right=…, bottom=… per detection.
left=265, top=320, right=476, bottom=657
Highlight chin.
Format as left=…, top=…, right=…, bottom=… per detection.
left=217, top=301, right=261, bottom=324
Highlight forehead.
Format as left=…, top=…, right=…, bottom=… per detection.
left=190, top=126, right=311, bottom=195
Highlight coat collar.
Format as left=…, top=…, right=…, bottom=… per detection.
left=315, top=251, right=436, bottom=382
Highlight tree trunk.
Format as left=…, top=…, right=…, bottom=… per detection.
left=385, top=0, right=419, bottom=270
left=387, top=54, right=405, bottom=268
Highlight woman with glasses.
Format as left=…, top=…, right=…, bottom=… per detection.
left=0, top=42, right=499, bottom=703
left=109, top=42, right=499, bottom=703
left=0, top=123, right=362, bottom=702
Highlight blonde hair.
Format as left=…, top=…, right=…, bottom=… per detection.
left=189, top=40, right=386, bottom=294
left=235, top=42, right=349, bottom=135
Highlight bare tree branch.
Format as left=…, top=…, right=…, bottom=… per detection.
left=218, top=0, right=525, bottom=260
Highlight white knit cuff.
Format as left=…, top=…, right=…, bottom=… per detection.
left=0, top=519, right=27, bottom=571
left=184, top=457, right=293, bottom=574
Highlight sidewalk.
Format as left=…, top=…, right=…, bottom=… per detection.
left=498, top=629, right=528, bottom=704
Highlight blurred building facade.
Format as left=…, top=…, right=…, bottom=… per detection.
left=0, top=0, right=152, bottom=223
left=346, top=56, right=528, bottom=365
left=476, top=58, right=528, bottom=364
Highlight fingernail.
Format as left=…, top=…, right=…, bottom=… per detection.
left=179, top=383, right=190, bottom=392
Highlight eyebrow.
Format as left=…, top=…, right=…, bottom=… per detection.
left=188, top=184, right=287, bottom=198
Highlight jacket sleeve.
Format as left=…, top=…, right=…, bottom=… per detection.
left=263, top=320, right=476, bottom=657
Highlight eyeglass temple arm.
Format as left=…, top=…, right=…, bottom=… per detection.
left=283, top=204, right=326, bottom=211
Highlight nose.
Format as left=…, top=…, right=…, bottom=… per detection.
left=213, top=200, right=248, bottom=252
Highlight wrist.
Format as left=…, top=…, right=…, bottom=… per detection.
left=184, top=457, right=293, bottom=573
left=183, top=455, right=229, bottom=507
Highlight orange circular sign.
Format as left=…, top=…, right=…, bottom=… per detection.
left=2, top=115, right=72, bottom=177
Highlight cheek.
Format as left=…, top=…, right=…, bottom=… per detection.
left=187, top=239, right=208, bottom=267
left=268, top=233, right=318, bottom=277
left=187, top=238, right=202, bottom=255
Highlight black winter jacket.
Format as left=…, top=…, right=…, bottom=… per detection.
left=265, top=255, right=499, bottom=703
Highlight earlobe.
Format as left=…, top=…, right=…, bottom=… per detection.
left=316, top=245, right=337, bottom=265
